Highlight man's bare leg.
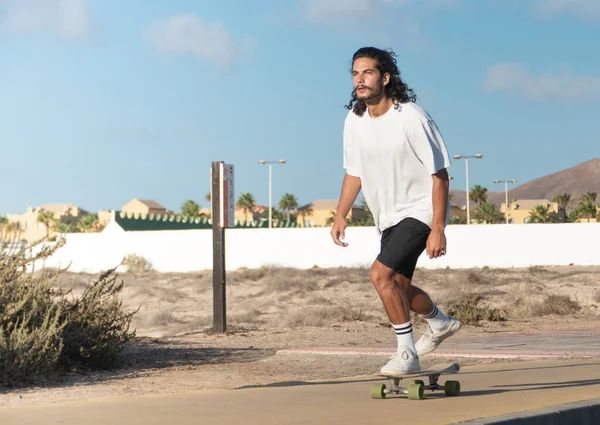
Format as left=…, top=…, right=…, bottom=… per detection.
left=394, top=274, right=463, bottom=356
left=370, top=260, right=411, bottom=324
left=370, top=259, right=421, bottom=374
left=395, top=274, right=434, bottom=315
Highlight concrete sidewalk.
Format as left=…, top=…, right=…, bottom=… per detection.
left=2, top=359, right=600, bottom=425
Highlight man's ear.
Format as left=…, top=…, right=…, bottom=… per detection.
left=383, top=72, right=391, bottom=86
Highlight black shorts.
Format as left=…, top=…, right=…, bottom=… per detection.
left=376, top=217, right=431, bottom=279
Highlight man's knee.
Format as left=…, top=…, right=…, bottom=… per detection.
left=395, top=274, right=413, bottom=298
left=370, top=261, right=395, bottom=291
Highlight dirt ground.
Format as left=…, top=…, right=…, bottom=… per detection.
left=1, top=265, right=599, bottom=407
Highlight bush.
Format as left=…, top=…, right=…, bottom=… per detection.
left=122, top=254, right=151, bottom=273
left=446, top=293, right=507, bottom=325
left=530, top=295, right=581, bottom=316
left=0, top=237, right=137, bottom=387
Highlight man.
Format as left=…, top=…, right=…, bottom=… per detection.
left=330, top=47, right=462, bottom=376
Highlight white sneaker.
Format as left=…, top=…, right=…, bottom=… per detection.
left=415, top=317, right=462, bottom=356
left=380, top=346, right=421, bottom=376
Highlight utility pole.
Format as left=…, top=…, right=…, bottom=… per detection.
left=494, top=179, right=517, bottom=224
left=453, top=154, right=483, bottom=224
left=258, top=159, right=286, bottom=228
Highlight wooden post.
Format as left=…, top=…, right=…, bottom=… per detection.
left=211, top=161, right=226, bottom=333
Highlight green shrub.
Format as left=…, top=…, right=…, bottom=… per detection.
left=0, top=237, right=137, bottom=387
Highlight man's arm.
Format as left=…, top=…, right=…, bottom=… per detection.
left=331, top=174, right=361, bottom=247
left=427, top=167, right=450, bottom=258
left=336, top=174, right=361, bottom=220
left=431, top=168, right=450, bottom=231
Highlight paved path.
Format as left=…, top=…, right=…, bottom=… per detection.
left=278, top=328, right=600, bottom=359
left=2, top=359, right=600, bottom=425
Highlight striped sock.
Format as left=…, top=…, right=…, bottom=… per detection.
left=392, top=321, right=416, bottom=352
left=420, top=305, right=450, bottom=333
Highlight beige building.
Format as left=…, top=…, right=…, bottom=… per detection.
left=122, top=199, right=168, bottom=216
left=297, top=199, right=368, bottom=227
left=198, top=204, right=272, bottom=224
left=500, top=199, right=560, bottom=224
left=99, top=199, right=170, bottom=225
left=6, top=203, right=89, bottom=242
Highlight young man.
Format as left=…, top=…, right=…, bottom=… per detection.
left=330, top=47, right=462, bottom=375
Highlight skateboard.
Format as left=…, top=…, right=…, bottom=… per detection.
left=370, top=362, right=461, bottom=400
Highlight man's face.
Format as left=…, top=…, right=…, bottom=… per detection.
left=352, top=57, right=388, bottom=102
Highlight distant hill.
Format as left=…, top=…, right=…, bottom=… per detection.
left=450, top=158, right=600, bottom=209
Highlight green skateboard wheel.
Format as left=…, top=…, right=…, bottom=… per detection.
left=407, top=383, right=424, bottom=400
left=444, top=380, right=461, bottom=396
left=409, top=379, right=425, bottom=386
left=370, top=383, right=387, bottom=399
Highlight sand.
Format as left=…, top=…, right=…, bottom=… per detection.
left=1, top=265, right=599, bottom=407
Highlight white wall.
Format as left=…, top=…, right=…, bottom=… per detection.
left=31, top=223, right=600, bottom=273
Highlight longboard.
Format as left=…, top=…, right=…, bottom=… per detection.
left=370, top=362, right=461, bottom=400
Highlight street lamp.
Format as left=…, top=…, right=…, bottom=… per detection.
left=494, top=179, right=517, bottom=224
left=258, top=159, right=286, bottom=228
left=453, top=154, right=483, bottom=225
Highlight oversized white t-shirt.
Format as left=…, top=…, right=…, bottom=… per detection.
left=343, top=101, right=452, bottom=233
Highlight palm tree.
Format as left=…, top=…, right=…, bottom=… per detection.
left=326, top=210, right=337, bottom=226
left=473, top=201, right=502, bottom=224
left=181, top=200, right=201, bottom=220
left=449, top=216, right=467, bottom=225
left=527, top=204, right=552, bottom=223
left=576, top=192, right=597, bottom=221
left=57, top=222, right=78, bottom=233
left=578, top=200, right=597, bottom=221
left=236, top=193, right=256, bottom=222
left=278, top=193, right=298, bottom=223
left=37, top=210, right=58, bottom=238
left=567, top=209, right=581, bottom=223
left=581, top=192, right=597, bottom=204
left=77, top=213, right=99, bottom=232
left=469, top=185, right=488, bottom=206
left=552, top=193, right=571, bottom=211
left=297, top=204, right=314, bottom=227
left=358, top=198, right=375, bottom=226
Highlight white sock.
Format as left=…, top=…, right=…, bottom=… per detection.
left=421, top=305, right=450, bottom=333
left=392, top=321, right=416, bottom=353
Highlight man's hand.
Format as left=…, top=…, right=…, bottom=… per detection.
left=330, top=215, right=349, bottom=247
left=426, top=227, right=446, bottom=259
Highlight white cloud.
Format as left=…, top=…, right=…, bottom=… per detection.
left=482, top=63, right=600, bottom=102
left=144, top=14, right=253, bottom=68
left=0, top=0, right=95, bottom=40
left=301, top=0, right=457, bottom=25
left=303, top=0, right=379, bottom=24
left=532, top=0, right=600, bottom=19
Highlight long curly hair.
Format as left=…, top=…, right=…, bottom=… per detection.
left=345, top=47, right=417, bottom=117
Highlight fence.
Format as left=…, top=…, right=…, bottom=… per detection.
left=31, top=222, right=600, bottom=273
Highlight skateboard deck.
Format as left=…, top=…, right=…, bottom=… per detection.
left=370, top=362, right=460, bottom=400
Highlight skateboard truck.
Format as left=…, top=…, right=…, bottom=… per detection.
left=370, top=363, right=461, bottom=400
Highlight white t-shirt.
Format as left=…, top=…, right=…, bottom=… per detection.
left=343, top=101, right=452, bottom=233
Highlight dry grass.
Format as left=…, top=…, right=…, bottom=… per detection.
left=446, top=293, right=507, bottom=325
left=150, top=311, right=183, bottom=327
left=46, top=265, right=600, bottom=338
left=530, top=294, right=582, bottom=316
left=122, top=254, right=151, bottom=273
left=284, top=301, right=371, bottom=328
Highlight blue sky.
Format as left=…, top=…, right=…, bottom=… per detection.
left=1, top=0, right=599, bottom=216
